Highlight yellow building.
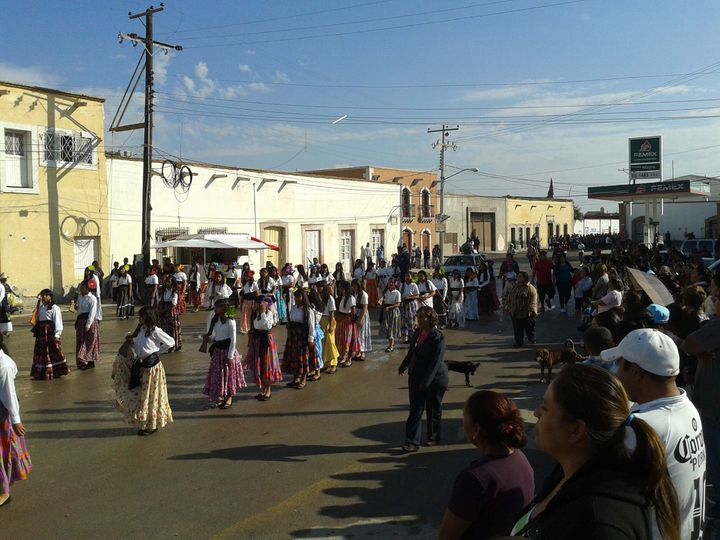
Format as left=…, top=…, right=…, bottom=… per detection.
left=303, top=166, right=438, bottom=254
left=0, top=81, right=108, bottom=296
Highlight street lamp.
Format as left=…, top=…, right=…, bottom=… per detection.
left=438, top=167, right=479, bottom=260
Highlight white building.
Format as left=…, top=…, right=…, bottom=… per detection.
left=618, top=175, right=717, bottom=243
left=574, top=210, right=621, bottom=236
left=107, top=156, right=399, bottom=272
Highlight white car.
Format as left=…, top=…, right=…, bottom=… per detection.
left=441, top=253, right=487, bottom=277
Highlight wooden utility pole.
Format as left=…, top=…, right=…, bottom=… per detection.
left=428, top=124, right=459, bottom=260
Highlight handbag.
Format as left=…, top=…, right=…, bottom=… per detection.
left=199, top=314, right=219, bottom=353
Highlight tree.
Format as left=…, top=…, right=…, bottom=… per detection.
left=574, top=207, right=583, bottom=221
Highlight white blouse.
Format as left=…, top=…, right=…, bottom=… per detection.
left=174, top=271, right=188, bottom=283
left=281, top=275, right=295, bottom=287
left=210, top=283, right=233, bottom=299
left=288, top=306, right=315, bottom=342
left=132, top=327, right=175, bottom=359
left=253, top=311, right=274, bottom=331
left=465, top=277, right=480, bottom=289
left=206, top=315, right=237, bottom=359
left=417, top=280, right=437, bottom=308
left=118, top=274, right=132, bottom=286
left=337, top=295, right=356, bottom=314
left=322, top=295, right=336, bottom=316
left=145, top=274, right=159, bottom=285
left=258, top=277, right=276, bottom=293
left=160, top=289, right=178, bottom=306
left=352, top=268, right=364, bottom=279
left=383, top=289, right=402, bottom=305
left=431, top=277, right=448, bottom=300
left=357, top=290, right=369, bottom=307
left=38, top=304, right=64, bottom=338
left=0, top=350, right=21, bottom=424
left=77, top=293, right=98, bottom=328
left=448, top=277, right=465, bottom=301
left=242, top=282, right=259, bottom=295
left=401, top=282, right=420, bottom=300
left=365, top=270, right=377, bottom=280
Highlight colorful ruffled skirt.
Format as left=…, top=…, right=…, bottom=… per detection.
left=282, top=323, right=319, bottom=376
left=335, top=315, right=360, bottom=358
left=75, top=318, right=100, bottom=367
left=203, top=348, right=246, bottom=402
left=31, top=322, right=70, bottom=380
left=245, top=331, right=282, bottom=387
left=357, top=310, right=372, bottom=353
left=112, top=353, right=173, bottom=431
left=159, top=303, right=182, bottom=351
left=1, top=405, right=31, bottom=495
left=320, top=316, right=339, bottom=368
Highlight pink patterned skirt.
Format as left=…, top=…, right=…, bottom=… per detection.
left=75, top=317, right=100, bottom=367
left=245, top=330, right=283, bottom=387
left=1, top=406, right=32, bottom=495
left=203, top=348, right=246, bottom=403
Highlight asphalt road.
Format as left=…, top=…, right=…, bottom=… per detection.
left=2, top=277, right=578, bottom=539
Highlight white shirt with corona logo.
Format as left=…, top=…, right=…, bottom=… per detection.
left=631, top=389, right=706, bottom=540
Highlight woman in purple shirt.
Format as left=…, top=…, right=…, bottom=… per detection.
left=439, top=391, right=535, bottom=540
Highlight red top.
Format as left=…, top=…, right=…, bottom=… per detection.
left=534, top=259, right=554, bottom=285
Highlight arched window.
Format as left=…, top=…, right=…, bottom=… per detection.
left=402, top=188, right=413, bottom=221
left=419, top=189, right=432, bottom=222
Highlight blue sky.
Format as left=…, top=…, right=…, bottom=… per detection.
left=3, top=0, right=720, bottom=211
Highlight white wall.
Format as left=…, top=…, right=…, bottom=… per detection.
left=575, top=218, right=620, bottom=235
left=622, top=200, right=716, bottom=242
left=107, top=157, right=399, bottom=270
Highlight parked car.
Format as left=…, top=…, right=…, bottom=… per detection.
left=680, top=238, right=720, bottom=267
left=441, top=253, right=487, bottom=276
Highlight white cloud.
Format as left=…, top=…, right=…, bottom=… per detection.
left=238, top=64, right=252, bottom=74
left=154, top=51, right=172, bottom=85
left=195, top=62, right=209, bottom=79
left=272, top=71, right=290, bottom=84
left=0, top=62, right=60, bottom=87
left=247, top=82, right=271, bottom=93
left=461, top=85, right=540, bottom=102
left=243, top=49, right=256, bottom=56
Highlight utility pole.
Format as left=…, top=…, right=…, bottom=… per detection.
left=428, top=124, right=459, bottom=260
left=115, top=3, right=182, bottom=268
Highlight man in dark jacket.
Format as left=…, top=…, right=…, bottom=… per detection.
left=399, top=306, right=448, bottom=452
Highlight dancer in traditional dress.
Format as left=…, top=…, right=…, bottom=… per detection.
left=332, top=263, right=346, bottom=296
left=115, top=266, right=134, bottom=319
left=173, top=265, right=188, bottom=315
left=335, top=280, right=360, bottom=367
left=188, top=261, right=204, bottom=313
left=380, top=278, right=402, bottom=352
left=202, top=299, right=246, bottom=409
left=207, top=271, right=232, bottom=310
left=0, top=274, right=13, bottom=336
left=400, top=272, right=420, bottom=343
left=319, top=284, right=339, bottom=374
left=476, top=261, right=493, bottom=315
left=112, top=307, right=174, bottom=435
left=295, top=265, right=309, bottom=290
left=447, top=270, right=465, bottom=329
left=416, top=270, right=437, bottom=312
left=239, top=271, right=258, bottom=335
left=85, top=267, right=102, bottom=322
left=364, top=262, right=379, bottom=308
left=144, top=268, right=159, bottom=308
left=270, top=267, right=286, bottom=323
left=158, top=277, right=182, bottom=352
left=352, top=279, right=372, bottom=360
left=75, top=281, right=100, bottom=370
left=282, top=289, right=318, bottom=389
left=463, top=269, right=480, bottom=321
left=352, top=259, right=365, bottom=281
left=280, top=264, right=296, bottom=315
left=245, top=300, right=282, bottom=401
left=0, top=335, right=31, bottom=508
left=31, top=289, right=70, bottom=380
left=318, top=263, right=333, bottom=289
left=258, top=267, right=278, bottom=325
left=308, top=288, right=325, bottom=380
left=431, top=268, right=448, bottom=328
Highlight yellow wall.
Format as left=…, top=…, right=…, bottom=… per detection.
left=0, top=82, right=108, bottom=296
left=505, top=198, right=574, bottom=248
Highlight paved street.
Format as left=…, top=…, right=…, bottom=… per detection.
left=2, top=276, right=575, bottom=539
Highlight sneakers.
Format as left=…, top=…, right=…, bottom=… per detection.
left=402, top=443, right=419, bottom=452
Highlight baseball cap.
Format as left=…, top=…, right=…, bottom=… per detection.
left=646, top=304, right=670, bottom=325
left=600, top=328, right=679, bottom=377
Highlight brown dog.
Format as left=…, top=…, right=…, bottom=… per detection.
left=534, top=339, right=580, bottom=383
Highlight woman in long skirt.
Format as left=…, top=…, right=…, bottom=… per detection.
left=319, top=284, right=339, bottom=374
left=270, top=267, right=287, bottom=323
left=112, top=307, right=174, bottom=435
left=335, top=281, right=360, bottom=367
left=487, top=260, right=501, bottom=311
left=115, top=266, right=134, bottom=319
left=31, top=289, right=70, bottom=380
left=431, top=268, right=448, bottom=328
left=380, top=278, right=402, bottom=352
left=239, top=271, right=258, bottom=335
left=0, top=277, right=13, bottom=336
left=447, top=270, right=465, bottom=329
left=0, top=335, right=32, bottom=507
left=364, top=263, right=379, bottom=307
left=463, top=269, right=480, bottom=321
left=308, top=288, right=325, bottom=379
left=282, top=289, right=319, bottom=388
left=245, top=301, right=282, bottom=401
left=188, top=262, right=204, bottom=313
left=144, top=268, right=159, bottom=308
left=158, top=277, right=182, bottom=352
left=258, top=268, right=278, bottom=326
left=174, top=265, right=188, bottom=315
left=75, top=281, right=100, bottom=370
left=400, top=272, right=420, bottom=343
left=202, top=299, right=246, bottom=409
left=352, top=279, right=372, bottom=360
left=476, top=262, right=493, bottom=315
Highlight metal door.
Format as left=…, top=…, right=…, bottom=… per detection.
left=74, top=237, right=98, bottom=280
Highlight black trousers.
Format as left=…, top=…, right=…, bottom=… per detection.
left=556, top=282, right=572, bottom=308
left=537, top=283, right=554, bottom=306
left=511, top=316, right=535, bottom=345
left=405, top=379, right=447, bottom=445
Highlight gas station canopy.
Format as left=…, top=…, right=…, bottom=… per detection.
left=588, top=179, right=710, bottom=201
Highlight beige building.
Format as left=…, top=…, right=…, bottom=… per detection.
left=303, top=166, right=439, bottom=254
left=107, top=156, right=399, bottom=273
left=0, top=81, right=108, bottom=295
left=444, top=194, right=574, bottom=253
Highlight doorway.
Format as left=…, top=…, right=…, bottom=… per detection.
left=340, top=229, right=354, bottom=274
left=304, top=229, right=321, bottom=266
left=469, top=212, right=495, bottom=251
left=74, top=237, right=98, bottom=280
left=263, top=226, right=285, bottom=268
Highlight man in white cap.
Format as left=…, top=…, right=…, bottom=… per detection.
left=603, top=328, right=706, bottom=539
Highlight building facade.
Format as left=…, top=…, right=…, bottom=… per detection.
left=0, top=81, right=108, bottom=295
left=574, top=210, right=621, bottom=236
left=303, top=166, right=438, bottom=254
left=444, top=194, right=574, bottom=254
left=107, top=157, right=399, bottom=272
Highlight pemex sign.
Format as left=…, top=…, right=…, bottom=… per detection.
left=629, top=136, right=661, bottom=180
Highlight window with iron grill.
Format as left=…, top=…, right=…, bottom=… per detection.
left=5, top=131, right=24, bottom=156
left=42, top=130, right=94, bottom=165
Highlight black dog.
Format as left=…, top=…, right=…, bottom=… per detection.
left=445, top=360, right=481, bottom=387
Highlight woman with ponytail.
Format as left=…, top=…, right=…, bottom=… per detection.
left=439, top=391, right=534, bottom=540
left=511, top=363, right=680, bottom=540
